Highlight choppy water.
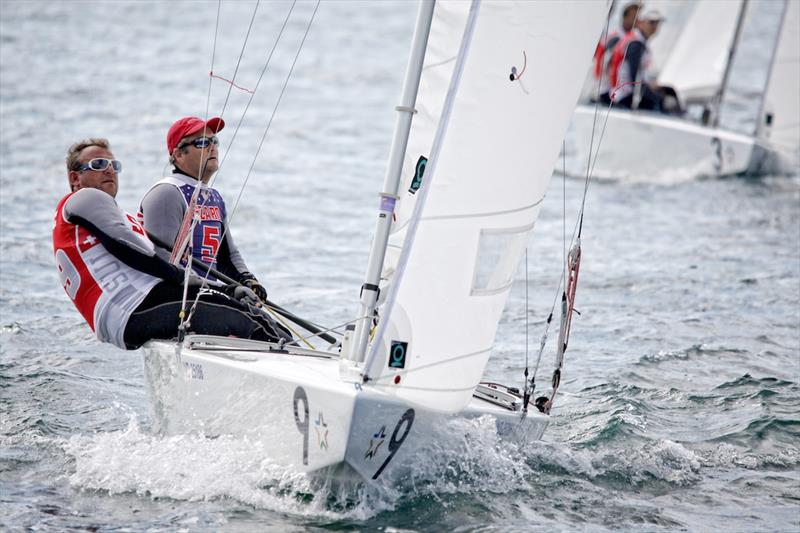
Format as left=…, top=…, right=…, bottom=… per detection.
left=1, top=1, right=798, bottom=531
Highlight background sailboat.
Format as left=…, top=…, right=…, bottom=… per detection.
left=757, top=0, right=800, bottom=171
left=142, top=0, right=609, bottom=481
left=563, top=0, right=799, bottom=181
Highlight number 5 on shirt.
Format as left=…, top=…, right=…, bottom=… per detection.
left=201, top=225, right=221, bottom=262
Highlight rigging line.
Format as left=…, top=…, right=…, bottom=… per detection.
left=523, top=248, right=529, bottom=407
left=584, top=0, right=614, bottom=182
left=265, top=306, right=315, bottom=349
left=526, top=248, right=529, bottom=369
left=178, top=0, right=224, bottom=330
left=200, top=0, right=224, bottom=176
left=211, top=72, right=256, bottom=94
left=567, top=1, right=642, bottom=263
left=207, top=0, right=298, bottom=191
left=175, top=1, right=289, bottom=335
left=210, top=0, right=320, bottom=254
left=186, top=0, right=294, bottom=215
left=540, top=3, right=641, bottom=398
left=293, top=316, right=373, bottom=346
left=179, top=0, right=297, bottom=293
left=578, top=9, right=643, bottom=235
left=234, top=0, right=320, bottom=202
left=217, top=0, right=261, bottom=118
left=178, top=0, right=222, bottom=261
left=204, top=0, right=222, bottom=127
left=531, top=2, right=615, bottom=384
left=563, top=139, right=567, bottom=293
left=187, top=0, right=315, bottom=309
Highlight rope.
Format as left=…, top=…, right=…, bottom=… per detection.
left=523, top=248, right=530, bottom=410
left=263, top=305, right=314, bottom=349
left=198, top=0, right=320, bottom=285
left=208, top=0, right=298, bottom=191
left=176, top=0, right=287, bottom=262
left=292, top=316, right=371, bottom=347
left=210, top=72, right=256, bottom=94
left=177, top=0, right=224, bottom=331
left=218, top=0, right=261, bottom=117
left=176, top=0, right=298, bottom=275
left=180, top=1, right=320, bottom=337
left=529, top=1, right=639, bottom=401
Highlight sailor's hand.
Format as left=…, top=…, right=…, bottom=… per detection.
left=221, top=283, right=261, bottom=307
left=240, top=274, right=268, bottom=303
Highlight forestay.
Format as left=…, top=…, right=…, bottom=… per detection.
left=760, top=0, right=800, bottom=161
left=363, top=0, right=609, bottom=412
left=657, top=0, right=745, bottom=105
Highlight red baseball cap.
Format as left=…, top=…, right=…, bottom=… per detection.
left=166, top=116, right=225, bottom=154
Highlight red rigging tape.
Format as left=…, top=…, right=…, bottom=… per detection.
left=209, top=71, right=255, bottom=94
left=610, top=80, right=643, bottom=102
left=564, top=244, right=582, bottom=346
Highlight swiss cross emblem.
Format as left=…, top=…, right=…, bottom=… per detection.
left=77, top=229, right=100, bottom=251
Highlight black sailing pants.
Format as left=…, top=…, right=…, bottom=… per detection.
left=123, top=282, right=291, bottom=349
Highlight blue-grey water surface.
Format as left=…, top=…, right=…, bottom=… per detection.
left=1, top=1, right=798, bottom=531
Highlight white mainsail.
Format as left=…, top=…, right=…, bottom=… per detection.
left=657, top=0, right=745, bottom=105
left=363, top=0, right=610, bottom=412
left=760, top=0, right=800, bottom=163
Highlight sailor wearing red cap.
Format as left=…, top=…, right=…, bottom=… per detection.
left=138, top=116, right=268, bottom=304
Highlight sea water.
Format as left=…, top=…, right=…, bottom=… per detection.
left=1, top=1, right=798, bottom=531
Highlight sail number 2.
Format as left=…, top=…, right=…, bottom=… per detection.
left=372, top=408, right=415, bottom=480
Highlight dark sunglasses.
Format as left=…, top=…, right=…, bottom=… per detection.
left=76, top=158, right=122, bottom=173
left=178, top=136, right=219, bottom=150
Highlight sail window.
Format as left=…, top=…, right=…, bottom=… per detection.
left=471, top=224, right=533, bottom=296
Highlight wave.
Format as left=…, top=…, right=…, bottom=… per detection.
left=62, top=417, right=359, bottom=518
left=702, top=442, right=800, bottom=470
left=714, top=374, right=795, bottom=390
left=60, top=415, right=539, bottom=521
left=58, top=413, right=717, bottom=528
left=637, top=343, right=749, bottom=365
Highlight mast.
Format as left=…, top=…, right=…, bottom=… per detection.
left=754, top=0, right=789, bottom=138
left=345, top=0, right=436, bottom=364
left=712, top=0, right=748, bottom=128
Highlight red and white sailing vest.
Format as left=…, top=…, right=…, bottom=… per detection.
left=593, top=30, right=621, bottom=97
left=53, top=193, right=160, bottom=349
left=608, top=29, right=650, bottom=101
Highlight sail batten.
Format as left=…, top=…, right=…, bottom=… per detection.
left=364, top=0, right=610, bottom=413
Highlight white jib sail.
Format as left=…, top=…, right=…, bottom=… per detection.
left=657, top=0, right=745, bottom=105
left=760, top=0, right=800, bottom=161
left=364, top=0, right=610, bottom=413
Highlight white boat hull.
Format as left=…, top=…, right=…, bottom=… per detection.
left=142, top=336, right=549, bottom=482
left=562, top=105, right=793, bottom=181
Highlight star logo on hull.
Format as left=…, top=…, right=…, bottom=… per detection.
left=314, top=411, right=328, bottom=450
left=364, top=426, right=386, bottom=460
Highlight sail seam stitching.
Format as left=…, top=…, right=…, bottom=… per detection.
left=420, top=195, right=545, bottom=221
